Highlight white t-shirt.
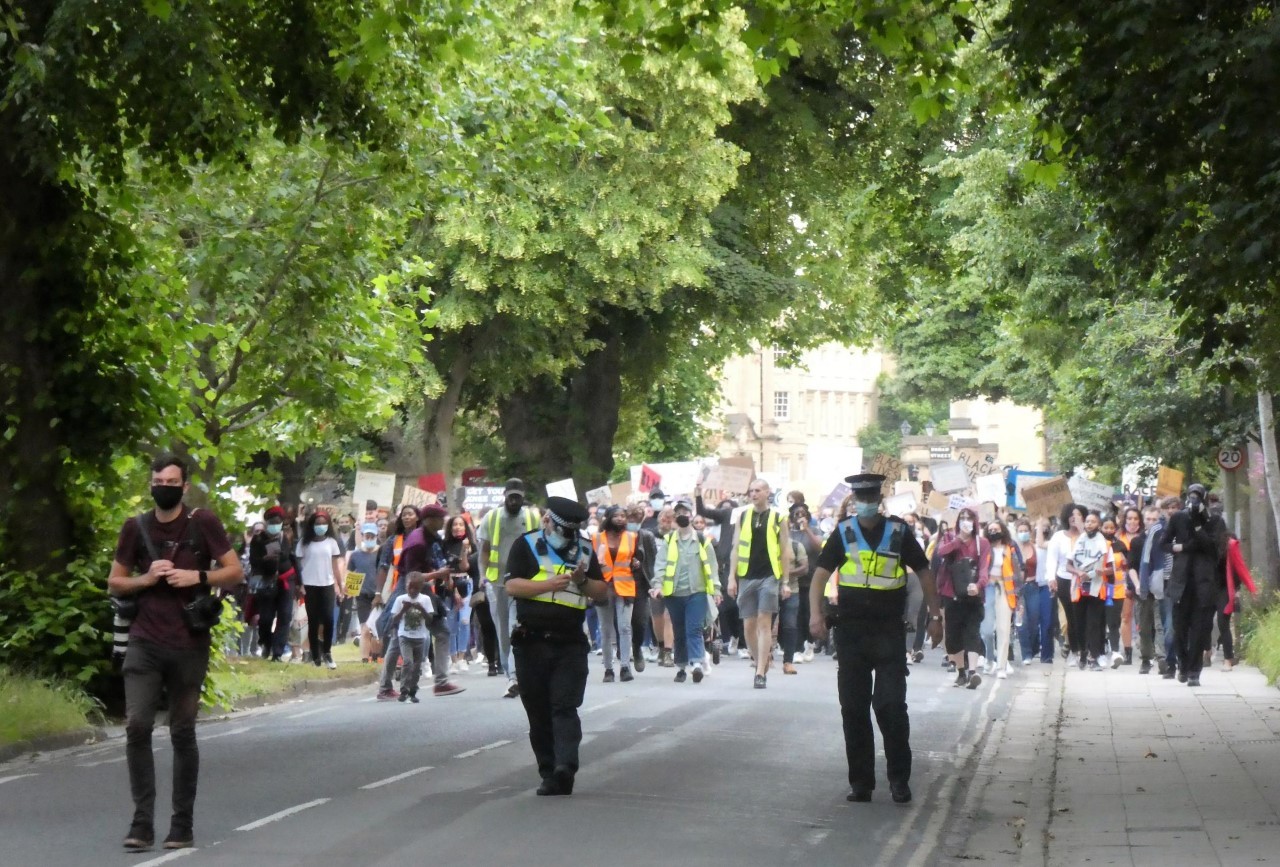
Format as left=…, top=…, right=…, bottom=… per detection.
left=296, top=537, right=342, bottom=587
left=1071, top=532, right=1111, bottom=593
left=391, top=592, right=434, bottom=639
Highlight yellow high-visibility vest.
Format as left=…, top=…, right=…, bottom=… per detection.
left=522, top=531, right=589, bottom=610
left=736, top=508, right=782, bottom=579
left=485, top=507, right=540, bottom=581
left=661, top=532, right=715, bottom=596
left=836, top=517, right=908, bottom=591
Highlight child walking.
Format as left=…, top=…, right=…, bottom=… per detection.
left=389, top=572, right=434, bottom=703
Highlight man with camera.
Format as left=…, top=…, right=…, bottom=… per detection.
left=1163, top=483, right=1225, bottom=687
left=107, top=454, right=243, bottom=852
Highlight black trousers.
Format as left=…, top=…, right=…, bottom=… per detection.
left=631, top=591, right=651, bottom=658
left=512, top=629, right=589, bottom=781
left=1075, top=596, right=1106, bottom=661
left=1172, top=581, right=1215, bottom=676
left=303, top=584, right=335, bottom=659
left=256, top=588, right=292, bottom=660
left=473, top=600, right=499, bottom=664
left=1056, top=580, right=1080, bottom=654
left=123, top=639, right=209, bottom=834
left=836, top=620, right=911, bottom=791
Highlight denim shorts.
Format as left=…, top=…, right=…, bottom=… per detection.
left=737, top=577, right=780, bottom=618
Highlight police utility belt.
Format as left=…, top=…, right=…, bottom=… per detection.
left=836, top=517, right=908, bottom=591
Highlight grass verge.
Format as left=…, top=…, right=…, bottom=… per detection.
left=1240, top=592, right=1280, bottom=686
left=0, top=667, right=97, bottom=746
left=206, top=641, right=375, bottom=710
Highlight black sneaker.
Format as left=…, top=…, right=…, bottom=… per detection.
left=846, top=788, right=872, bottom=803
left=674, top=669, right=687, bottom=683
left=967, top=672, right=982, bottom=689
left=162, top=828, right=194, bottom=850
left=603, top=669, right=615, bottom=683
left=890, top=782, right=912, bottom=804
left=912, top=650, right=924, bottom=663
left=1139, top=660, right=1152, bottom=674
left=1089, top=661, right=1104, bottom=672
left=691, top=666, right=704, bottom=683
left=633, top=653, right=646, bottom=673
left=488, top=664, right=499, bottom=677
left=1177, top=670, right=1188, bottom=683
left=1187, top=676, right=1200, bottom=687
left=398, top=691, right=408, bottom=702
left=753, top=674, right=766, bottom=689
left=122, top=823, right=154, bottom=852
left=619, top=667, right=634, bottom=682
left=711, top=642, right=721, bottom=665
left=954, top=671, right=968, bottom=687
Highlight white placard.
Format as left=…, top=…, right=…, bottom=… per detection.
left=703, top=461, right=755, bottom=494
left=353, top=469, right=397, bottom=510
left=630, top=460, right=707, bottom=496
left=884, top=493, right=918, bottom=517
left=1068, top=476, right=1115, bottom=511
left=463, top=486, right=506, bottom=514
left=585, top=485, right=612, bottom=505
left=929, top=460, right=970, bottom=493
left=546, top=478, right=578, bottom=501
left=947, top=493, right=971, bottom=511
left=974, top=473, right=1006, bottom=504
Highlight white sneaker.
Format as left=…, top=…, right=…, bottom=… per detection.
left=737, top=648, right=751, bottom=660
left=802, top=642, right=815, bottom=663
left=1004, top=662, right=1014, bottom=675
left=457, top=659, right=470, bottom=673
left=727, top=638, right=738, bottom=653
left=1022, top=658, right=1033, bottom=666
left=644, top=648, right=659, bottom=662
left=997, top=668, right=1008, bottom=679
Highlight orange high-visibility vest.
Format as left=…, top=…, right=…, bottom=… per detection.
left=594, top=530, right=637, bottom=598
left=996, top=546, right=1018, bottom=611
left=1111, top=533, right=1131, bottom=600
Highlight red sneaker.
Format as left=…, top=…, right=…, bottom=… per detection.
left=433, top=682, right=466, bottom=697
left=376, top=688, right=398, bottom=701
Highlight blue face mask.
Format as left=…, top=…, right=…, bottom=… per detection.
left=266, top=523, right=283, bottom=536
left=626, top=522, right=640, bottom=532
left=545, top=528, right=572, bottom=550
left=854, top=502, right=880, bottom=519
left=314, top=524, right=329, bottom=537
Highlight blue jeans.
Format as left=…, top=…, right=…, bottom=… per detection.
left=449, top=600, right=472, bottom=656
left=1019, top=583, right=1054, bottom=663
left=665, top=593, right=708, bottom=668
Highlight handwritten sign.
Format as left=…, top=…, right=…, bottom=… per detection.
left=929, top=460, right=970, bottom=494
left=926, top=490, right=951, bottom=515
left=638, top=465, right=662, bottom=494
left=398, top=485, right=435, bottom=511
left=1068, top=476, right=1116, bottom=512
left=1009, top=470, right=1058, bottom=509
left=353, top=469, right=397, bottom=510
left=978, top=502, right=997, bottom=523
left=884, top=493, right=917, bottom=517
left=344, top=571, right=365, bottom=597
left=1022, top=475, right=1072, bottom=518
left=868, top=454, right=903, bottom=498
left=585, top=485, right=613, bottom=506
left=703, top=459, right=755, bottom=494
left=610, top=482, right=634, bottom=504
left=956, top=447, right=1000, bottom=482
left=1156, top=465, right=1184, bottom=498
left=464, top=486, right=507, bottom=514
left=974, top=473, right=1006, bottom=505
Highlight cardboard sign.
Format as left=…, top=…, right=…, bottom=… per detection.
left=344, top=571, right=365, bottom=597
left=703, top=459, right=755, bottom=495
left=1021, top=475, right=1072, bottom=518
left=926, top=490, right=951, bottom=515
left=1068, top=476, right=1116, bottom=512
left=637, top=464, right=662, bottom=494
left=938, top=508, right=960, bottom=529
left=353, top=469, right=397, bottom=510
left=884, top=493, right=917, bottom=517
left=610, top=482, right=634, bottom=504
left=418, top=472, right=447, bottom=494
left=868, top=454, right=903, bottom=497
left=894, top=480, right=922, bottom=499
left=974, top=473, right=1006, bottom=505
left=398, top=485, right=435, bottom=511
left=546, top=478, right=578, bottom=501
left=978, top=502, right=997, bottom=523
left=956, top=447, right=1000, bottom=481
left=1009, top=469, right=1058, bottom=509
left=929, top=461, right=970, bottom=494
left=1156, top=465, right=1184, bottom=498
left=585, top=485, right=613, bottom=505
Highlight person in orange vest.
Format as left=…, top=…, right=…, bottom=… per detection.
left=1102, top=512, right=1137, bottom=668
left=1066, top=511, right=1115, bottom=671
left=981, top=519, right=1022, bottom=679
left=592, top=506, right=641, bottom=683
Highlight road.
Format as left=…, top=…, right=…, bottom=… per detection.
left=0, top=649, right=1015, bottom=867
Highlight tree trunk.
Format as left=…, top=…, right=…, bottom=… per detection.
left=497, top=321, right=624, bottom=500
left=422, top=335, right=478, bottom=485
left=274, top=450, right=315, bottom=516
left=1254, top=391, right=1280, bottom=579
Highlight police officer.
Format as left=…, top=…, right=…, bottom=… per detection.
left=504, top=496, right=609, bottom=795
left=808, top=473, right=942, bottom=804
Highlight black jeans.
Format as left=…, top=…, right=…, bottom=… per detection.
left=1172, top=583, right=1215, bottom=676
left=836, top=621, right=911, bottom=791
left=512, top=629, right=589, bottom=781
left=1056, top=580, right=1080, bottom=654
left=473, top=600, right=499, bottom=664
left=303, top=584, right=335, bottom=660
left=123, top=639, right=209, bottom=834
left=631, top=591, right=651, bottom=658
left=1076, top=596, right=1106, bottom=661
left=256, top=588, right=292, bottom=660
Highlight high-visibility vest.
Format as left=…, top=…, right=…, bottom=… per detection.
left=836, top=517, right=908, bottom=591
left=662, top=532, right=716, bottom=596
left=521, top=531, right=590, bottom=610
left=1111, top=533, right=1131, bottom=600
left=736, top=508, right=782, bottom=579
left=992, top=545, right=1018, bottom=610
left=485, top=507, right=540, bottom=581
left=594, top=530, right=637, bottom=598
left=380, top=534, right=405, bottom=598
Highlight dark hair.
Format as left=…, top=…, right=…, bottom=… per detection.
left=1159, top=496, right=1182, bottom=510
left=1121, top=507, right=1143, bottom=533
left=1058, top=503, right=1086, bottom=529
left=446, top=514, right=477, bottom=550
left=985, top=519, right=1012, bottom=545
left=394, top=506, right=421, bottom=536
left=150, top=453, right=188, bottom=481
left=303, top=511, right=335, bottom=546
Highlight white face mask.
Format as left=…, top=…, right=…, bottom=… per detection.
left=959, top=520, right=974, bottom=535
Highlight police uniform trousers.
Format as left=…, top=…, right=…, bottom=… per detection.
left=836, top=618, right=911, bottom=791
left=512, top=626, right=589, bottom=780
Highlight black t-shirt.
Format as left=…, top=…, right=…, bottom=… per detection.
left=504, top=531, right=605, bottom=634
left=817, top=516, right=930, bottom=621
left=742, top=509, right=780, bottom=579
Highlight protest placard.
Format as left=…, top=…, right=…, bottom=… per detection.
left=939, top=508, right=959, bottom=528
left=398, top=485, right=434, bottom=511
left=637, top=465, right=662, bottom=493
left=464, top=486, right=507, bottom=514
left=947, top=493, right=971, bottom=511
left=868, top=454, right=903, bottom=497
left=1156, top=465, right=1185, bottom=498
left=926, top=490, right=951, bottom=515
left=1068, top=476, right=1116, bottom=512
left=585, top=485, right=612, bottom=506
left=884, top=493, right=917, bottom=517
left=703, top=459, right=755, bottom=494
left=956, top=447, right=999, bottom=481
left=974, top=473, right=1006, bottom=505
left=929, top=460, right=970, bottom=493
left=344, top=571, right=364, bottom=597
left=1009, top=469, right=1058, bottom=509
left=821, top=482, right=852, bottom=512
left=353, top=469, right=397, bottom=510
left=894, top=480, right=923, bottom=499
left=978, top=502, right=997, bottom=523
left=1022, top=476, right=1072, bottom=518
left=546, top=478, right=578, bottom=501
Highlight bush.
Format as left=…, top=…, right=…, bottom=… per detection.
left=1239, top=592, right=1280, bottom=686
left=0, top=667, right=98, bottom=745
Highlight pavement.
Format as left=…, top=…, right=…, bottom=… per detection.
left=941, top=655, right=1280, bottom=867
left=1, top=647, right=1277, bottom=866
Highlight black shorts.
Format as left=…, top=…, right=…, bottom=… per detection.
left=944, top=596, right=984, bottom=656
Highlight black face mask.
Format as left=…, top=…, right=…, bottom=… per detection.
left=151, top=485, right=184, bottom=511
left=1085, top=529, right=1099, bottom=539
left=675, top=514, right=691, bottom=529
left=985, top=531, right=1002, bottom=542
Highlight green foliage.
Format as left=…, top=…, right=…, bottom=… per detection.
left=1239, top=593, right=1280, bottom=687
left=0, top=666, right=98, bottom=745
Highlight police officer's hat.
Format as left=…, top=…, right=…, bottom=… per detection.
left=546, top=496, right=589, bottom=528
left=844, top=473, right=886, bottom=497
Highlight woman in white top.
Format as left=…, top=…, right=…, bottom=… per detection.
left=1041, top=503, right=1086, bottom=664
left=981, top=520, right=1022, bottom=678
left=296, top=511, right=344, bottom=668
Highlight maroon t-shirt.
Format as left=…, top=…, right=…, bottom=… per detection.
left=113, top=507, right=233, bottom=650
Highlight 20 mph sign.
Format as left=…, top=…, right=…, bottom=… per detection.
left=1217, top=448, right=1244, bottom=471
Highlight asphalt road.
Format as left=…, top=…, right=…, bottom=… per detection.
left=0, top=648, right=1017, bottom=867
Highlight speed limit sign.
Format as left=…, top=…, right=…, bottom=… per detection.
left=1217, top=447, right=1244, bottom=471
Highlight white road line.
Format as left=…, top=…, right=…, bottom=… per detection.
left=133, top=849, right=199, bottom=867
left=285, top=708, right=327, bottom=720
left=0, top=773, right=38, bottom=785
left=235, top=798, right=330, bottom=831
left=359, top=766, right=434, bottom=790
left=77, top=756, right=127, bottom=768
left=201, top=725, right=254, bottom=741
left=581, top=699, right=624, bottom=715
left=454, top=739, right=513, bottom=759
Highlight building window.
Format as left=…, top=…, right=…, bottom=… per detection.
left=773, top=391, right=790, bottom=421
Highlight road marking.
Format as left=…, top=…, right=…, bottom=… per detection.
left=581, top=699, right=624, bottom=715
left=133, top=849, right=199, bottom=867
left=202, top=725, right=254, bottom=741
left=235, top=798, right=330, bottom=831
left=0, top=774, right=38, bottom=785
left=285, top=708, right=327, bottom=720
left=359, top=766, right=434, bottom=790
left=454, top=739, right=513, bottom=759
left=77, top=756, right=126, bottom=768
